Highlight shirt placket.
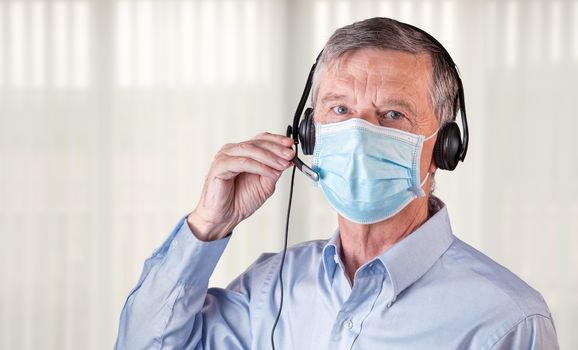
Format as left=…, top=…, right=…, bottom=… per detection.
left=327, top=262, right=387, bottom=350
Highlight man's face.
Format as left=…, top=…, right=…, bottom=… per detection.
left=313, top=47, right=440, bottom=183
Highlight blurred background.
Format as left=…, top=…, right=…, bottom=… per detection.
left=1, top=0, right=577, bottom=349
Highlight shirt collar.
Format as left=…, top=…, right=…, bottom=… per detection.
left=322, top=228, right=342, bottom=281
left=322, top=196, right=454, bottom=300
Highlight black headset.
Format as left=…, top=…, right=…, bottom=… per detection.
left=286, top=22, right=469, bottom=179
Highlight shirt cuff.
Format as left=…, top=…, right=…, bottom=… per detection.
left=158, top=215, right=231, bottom=286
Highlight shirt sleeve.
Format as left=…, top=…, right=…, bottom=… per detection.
left=489, top=314, right=560, bottom=350
left=114, top=215, right=252, bottom=350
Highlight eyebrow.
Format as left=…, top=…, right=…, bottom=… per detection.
left=320, top=93, right=349, bottom=106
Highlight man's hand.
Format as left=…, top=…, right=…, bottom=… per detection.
left=187, top=132, right=295, bottom=241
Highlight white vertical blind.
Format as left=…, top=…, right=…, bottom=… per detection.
left=0, top=0, right=577, bottom=349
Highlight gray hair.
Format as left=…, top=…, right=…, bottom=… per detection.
left=312, top=17, right=460, bottom=127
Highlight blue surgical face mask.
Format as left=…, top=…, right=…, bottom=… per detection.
left=312, top=118, right=438, bottom=224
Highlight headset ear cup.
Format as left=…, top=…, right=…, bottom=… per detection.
left=434, top=122, right=462, bottom=171
left=299, top=108, right=316, bottom=155
left=433, top=127, right=446, bottom=170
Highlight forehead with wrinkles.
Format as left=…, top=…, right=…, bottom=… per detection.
left=314, top=48, right=435, bottom=126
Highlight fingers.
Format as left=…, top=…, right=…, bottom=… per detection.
left=212, top=154, right=281, bottom=180
left=223, top=140, right=295, bottom=172
left=210, top=132, right=296, bottom=181
left=251, top=132, right=294, bottom=148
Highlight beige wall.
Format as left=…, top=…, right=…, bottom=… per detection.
left=1, top=0, right=577, bottom=348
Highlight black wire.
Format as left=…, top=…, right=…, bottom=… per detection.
left=270, top=162, right=297, bottom=350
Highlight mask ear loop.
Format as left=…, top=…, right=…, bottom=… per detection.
left=420, top=128, right=439, bottom=188
left=424, top=128, right=439, bottom=141
left=420, top=172, right=431, bottom=188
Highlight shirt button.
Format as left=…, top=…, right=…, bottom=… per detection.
left=343, top=319, right=353, bottom=330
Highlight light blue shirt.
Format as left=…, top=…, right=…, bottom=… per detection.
left=115, top=200, right=559, bottom=349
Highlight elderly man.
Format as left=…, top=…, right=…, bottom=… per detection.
left=116, top=18, right=558, bottom=349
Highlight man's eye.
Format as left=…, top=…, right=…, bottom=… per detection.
left=383, top=111, right=404, bottom=120
left=332, top=105, right=349, bottom=115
